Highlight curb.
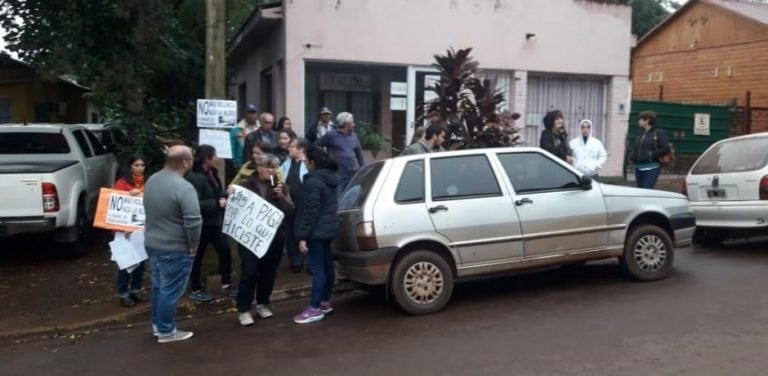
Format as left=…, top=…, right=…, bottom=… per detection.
left=0, top=280, right=359, bottom=342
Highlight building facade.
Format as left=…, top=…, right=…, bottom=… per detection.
left=229, top=0, right=632, bottom=175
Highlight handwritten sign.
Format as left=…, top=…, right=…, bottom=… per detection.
left=222, top=186, right=284, bottom=258
left=199, top=128, right=233, bottom=159
left=197, top=99, right=237, bottom=128
left=93, top=188, right=145, bottom=232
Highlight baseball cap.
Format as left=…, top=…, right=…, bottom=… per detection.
left=246, top=104, right=258, bottom=113
left=319, top=106, right=332, bottom=114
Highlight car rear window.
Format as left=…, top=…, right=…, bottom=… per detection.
left=339, top=161, right=385, bottom=210
left=691, top=137, right=768, bottom=175
left=0, top=132, right=71, bottom=154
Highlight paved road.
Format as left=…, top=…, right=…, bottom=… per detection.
left=3, top=239, right=768, bottom=376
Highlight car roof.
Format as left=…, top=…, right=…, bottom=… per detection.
left=716, top=131, right=768, bottom=143
left=0, top=123, right=85, bottom=132
left=394, top=146, right=546, bottom=161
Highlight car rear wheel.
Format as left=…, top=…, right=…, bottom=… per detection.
left=61, top=200, right=90, bottom=258
left=620, top=224, right=674, bottom=281
left=390, top=250, right=454, bottom=315
left=693, top=228, right=729, bottom=247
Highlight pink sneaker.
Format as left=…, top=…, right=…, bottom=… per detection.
left=320, top=301, right=333, bottom=314
left=293, top=306, right=325, bottom=324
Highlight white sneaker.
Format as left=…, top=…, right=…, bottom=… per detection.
left=157, top=330, right=193, bottom=344
left=238, top=312, right=255, bottom=326
left=255, top=304, right=274, bottom=319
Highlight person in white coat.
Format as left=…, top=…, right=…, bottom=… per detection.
left=569, top=119, right=607, bottom=180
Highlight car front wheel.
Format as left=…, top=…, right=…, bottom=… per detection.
left=390, top=250, right=454, bottom=315
left=620, top=224, right=674, bottom=281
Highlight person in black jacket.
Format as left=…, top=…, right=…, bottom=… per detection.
left=540, top=110, right=573, bottom=164
left=629, top=110, right=671, bottom=189
left=184, top=145, right=235, bottom=302
left=293, top=145, right=340, bottom=324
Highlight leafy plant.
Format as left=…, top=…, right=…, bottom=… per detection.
left=356, top=122, right=391, bottom=158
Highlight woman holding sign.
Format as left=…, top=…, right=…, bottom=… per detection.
left=235, top=154, right=295, bottom=326
left=113, top=155, right=149, bottom=307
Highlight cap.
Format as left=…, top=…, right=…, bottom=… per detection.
left=246, top=104, right=258, bottom=113
left=319, top=106, right=332, bottom=114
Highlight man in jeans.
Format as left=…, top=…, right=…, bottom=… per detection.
left=144, top=145, right=202, bottom=343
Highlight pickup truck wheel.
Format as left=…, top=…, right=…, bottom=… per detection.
left=620, top=225, right=674, bottom=281
left=391, top=250, right=454, bottom=315
left=62, top=201, right=90, bottom=258
left=693, top=228, right=729, bottom=247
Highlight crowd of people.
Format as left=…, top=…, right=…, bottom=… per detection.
left=112, top=104, right=670, bottom=343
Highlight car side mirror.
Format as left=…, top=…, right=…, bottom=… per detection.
left=579, top=175, right=593, bottom=190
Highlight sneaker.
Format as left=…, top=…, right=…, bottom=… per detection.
left=254, top=304, right=274, bottom=319
left=119, top=296, right=136, bottom=307
left=188, top=290, right=214, bottom=302
left=157, top=330, right=194, bottom=344
left=152, top=324, right=159, bottom=337
left=293, top=306, right=325, bottom=324
left=320, top=301, right=333, bottom=315
left=129, top=291, right=149, bottom=303
left=238, top=312, right=255, bottom=326
left=221, top=284, right=238, bottom=298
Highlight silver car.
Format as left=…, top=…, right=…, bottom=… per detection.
left=684, top=132, right=768, bottom=246
left=335, top=147, right=695, bottom=315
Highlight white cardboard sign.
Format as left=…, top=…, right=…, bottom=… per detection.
left=222, top=186, right=284, bottom=258
left=198, top=128, right=233, bottom=159
left=197, top=99, right=237, bottom=128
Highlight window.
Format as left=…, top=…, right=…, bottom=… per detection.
left=395, top=160, right=424, bottom=203
left=85, top=129, right=107, bottom=155
left=339, top=161, right=385, bottom=210
left=72, top=130, right=93, bottom=158
left=430, top=155, right=501, bottom=201
left=498, top=152, right=580, bottom=193
left=0, top=133, right=70, bottom=154
left=691, top=137, right=768, bottom=175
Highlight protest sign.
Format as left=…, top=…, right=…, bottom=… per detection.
left=197, top=99, right=237, bottom=128
left=199, top=128, right=233, bottom=159
left=110, top=230, right=148, bottom=271
left=222, top=186, right=284, bottom=258
left=93, top=188, right=145, bottom=232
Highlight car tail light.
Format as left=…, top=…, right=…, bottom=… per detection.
left=355, top=221, right=378, bottom=251
left=760, top=176, right=768, bottom=200
left=682, top=180, right=688, bottom=198
left=42, top=183, right=60, bottom=212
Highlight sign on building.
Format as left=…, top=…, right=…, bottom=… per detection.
left=319, top=73, right=371, bottom=92
left=694, top=113, right=710, bottom=136
left=197, top=99, right=237, bottom=128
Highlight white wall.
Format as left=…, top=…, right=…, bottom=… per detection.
left=230, top=22, right=286, bottom=116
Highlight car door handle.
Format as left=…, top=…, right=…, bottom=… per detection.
left=429, top=205, right=448, bottom=214
left=515, top=198, right=533, bottom=206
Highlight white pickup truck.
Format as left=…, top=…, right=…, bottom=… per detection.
left=0, top=124, right=119, bottom=256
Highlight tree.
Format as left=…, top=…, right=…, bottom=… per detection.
left=631, top=0, right=680, bottom=38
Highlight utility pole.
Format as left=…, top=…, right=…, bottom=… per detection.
left=205, top=0, right=227, bottom=184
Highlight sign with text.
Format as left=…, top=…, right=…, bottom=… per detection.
left=197, top=99, right=237, bottom=128
left=199, top=128, right=233, bottom=159
left=694, top=113, right=710, bottom=136
left=222, top=186, right=284, bottom=258
left=93, top=188, right=145, bottom=232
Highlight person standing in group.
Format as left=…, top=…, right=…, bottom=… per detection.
left=540, top=110, right=573, bottom=164
left=629, top=110, right=671, bottom=189
left=317, top=112, right=365, bottom=195
left=143, top=145, right=201, bottom=343
left=274, top=129, right=294, bottom=164
left=275, top=116, right=296, bottom=136
left=185, top=145, right=235, bottom=302
left=113, top=155, right=149, bottom=307
left=293, top=145, right=340, bottom=324
left=306, top=106, right=334, bottom=143
left=229, top=141, right=281, bottom=187
left=281, top=137, right=310, bottom=273
left=243, top=112, right=277, bottom=164
left=569, top=119, right=607, bottom=180
left=401, top=123, right=446, bottom=155
left=235, top=154, right=295, bottom=326
left=230, top=104, right=260, bottom=169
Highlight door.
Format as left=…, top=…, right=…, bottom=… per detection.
left=426, top=153, right=523, bottom=266
left=71, top=130, right=100, bottom=208
left=495, top=151, right=608, bottom=257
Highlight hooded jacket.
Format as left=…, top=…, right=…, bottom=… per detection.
left=539, top=111, right=572, bottom=162
left=569, top=120, right=607, bottom=176
left=185, top=165, right=226, bottom=227
left=295, top=169, right=340, bottom=241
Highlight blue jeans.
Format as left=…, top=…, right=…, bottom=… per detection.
left=307, top=239, right=335, bottom=309
left=285, top=217, right=304, bottom=267
left=635, top=167, right=661, bottom=189
left=116, top=261, right=145, bottom=298
left=147, top=248, right=193, bottom=336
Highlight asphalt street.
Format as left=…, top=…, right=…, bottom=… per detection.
left=3, top=239, right=768, bottom=376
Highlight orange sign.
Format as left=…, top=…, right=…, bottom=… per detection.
left=93, top=188, right=145, bottom=232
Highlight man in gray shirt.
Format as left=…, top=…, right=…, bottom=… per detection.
left=144, top=145, right=202, bottom=344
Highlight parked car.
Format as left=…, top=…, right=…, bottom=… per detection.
left=684, top=132, right=768, bottom=246
left=334, top=147, right=696, bottom=315
left=0, top=124, right=119, bottom=256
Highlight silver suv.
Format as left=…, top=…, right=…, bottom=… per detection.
left=335, top=147, right=695, bottom=315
